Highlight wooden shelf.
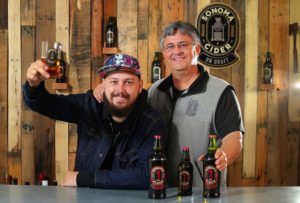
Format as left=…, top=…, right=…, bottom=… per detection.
left=102, top=47, right=119, bottom=54
left=52, top=82, right=69, bottom=90
left=259, top=83, right=275, bottom=91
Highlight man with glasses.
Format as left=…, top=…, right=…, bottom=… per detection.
left=94, top=21, right=244, bottom=188
left=147, top=21, right=244, bottom=188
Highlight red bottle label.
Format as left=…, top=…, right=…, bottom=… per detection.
left=150, top=166, right=166, bottom=190
left=179, top=170, right=191, bottom=189
left=204, top=165, right=219, bottom=189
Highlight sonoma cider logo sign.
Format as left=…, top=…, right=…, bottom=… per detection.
left=197, top=4, right=240, bottom=67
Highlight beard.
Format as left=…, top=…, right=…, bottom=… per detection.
left=103, top=92, right=135, bottom=117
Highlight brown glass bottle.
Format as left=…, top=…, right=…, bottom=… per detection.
left=178, top=147, right=193, bottom=196
left=56, top=47, right=67, bottom=83
left=203, top=135, right=221, bottom=198
left=263, top=52, right=273, bottom=84
left=105, top=16, right=117, bottom=47
left=151, top=52, right=162, bottom=83
left=148, top=135, right=166, bottom=199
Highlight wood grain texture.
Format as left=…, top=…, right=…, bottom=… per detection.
left=21, top=0, right=35, bottom=26
left=227, top=0, right=246, bottom=186
left=0, top=30, right=8, bottom=183
left=162, top=0, right=184, bottom=76
left=269, top=0, right=289, bottom=91
left=0, top=0, right=8, bottom=29
left=35, top=0, right=56, bottom=184
left=266, top=90, right=288, bottom=186
left=69, top=0, right=91, bottom=92
left=21, top=26, right=35, bottom=185
left=148, top=0, right=162, bottom=83
left=117, top=0, right=138, bottom=56
left=91, top=0, right=103, bottom=89
left=242, top=0, right=258, bottom=178
left=138, top=0, right=149, bottom=87
left=285, top=122, right=300, bottom=185
left=8, top=0, right=22, bottom=182
left=288, top=0, right=300, bottom=122
left=55, top=0, right=70, bottom=185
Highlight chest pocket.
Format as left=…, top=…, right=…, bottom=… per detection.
left=115, top=149, right=139, bottom=168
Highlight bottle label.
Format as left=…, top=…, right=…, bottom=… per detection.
left=150, top=166, right=166, bottom=190
left=179, top=170, right=191, bottom=189
left=152, top=66, right=161, bottom=82
left=107, top=30, right=114, bottom=44
left=46, top=49, right=58, bottom=67
left=204, top=165, right=219, bottom=189
left=56, top=65, right=64, bottom=79
left=263, top=67, right=272, bottom=79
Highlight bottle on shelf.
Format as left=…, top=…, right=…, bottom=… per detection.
left=263, top=51, right=273, bottom=84
left=105, top=16, right=118, bottom=48
left=56, top=45, right=67, bottom=83
left=151, top=52, right=162, bottom=83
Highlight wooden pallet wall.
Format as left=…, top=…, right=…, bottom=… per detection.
left=0, top=0, right=299, bottom=186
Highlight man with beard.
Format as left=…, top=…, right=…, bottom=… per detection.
left=23, top=53, right=166, bottom=189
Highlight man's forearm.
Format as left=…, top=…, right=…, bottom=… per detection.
left=221, top=131, right=243, bottom=165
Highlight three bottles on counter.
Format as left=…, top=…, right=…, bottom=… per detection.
left=148, top=135, right=167, bottom=199
left=203, top=135, right=221, bottom=198
left=263, top=51, right=273, bottom=84
left=151, top=52, right=162, bottom=83
left=178, top=147, right=193, bottom=196
left=105, top=16, right=118, bottom=48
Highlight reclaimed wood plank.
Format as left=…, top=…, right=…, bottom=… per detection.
left=286, top=122, right=300, bottom=185
left=162, top=0, right=185, bottom=76
left=242, top=0, right=258, bottom=178
left=269, top=0, right=289, bottom=91
left=35, top=0, right=56, bottom=184
left=21, top=0, right=35, bottom=26
left=256, top=127, right=268, bottom=186
left=266, top=90, right=288, bottom=186
left=21, top=26, right=36, bottom=185
left=288, top=0, right=300, bottom=122
left=8, top=0, right=22, bottom=183
left=138, top=0, right=149, bottom=88
left=91, top=0, right=103, bottom=89
left=117, top=0, right=138, bottom=56
left=0, top=30, right=8, bottom=183
left=184, top=0, right=197, bottom=25
left=69, top=0, right=91, bottom=92
left=227, top=0, right=246, bottom=186
left=148, top=0, right=162, bottom=83
left=55, top=0, right=69, bottom=185
left=0, top=0, right=8, bottom=29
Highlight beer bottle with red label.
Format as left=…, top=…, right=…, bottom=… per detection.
left=178, top=147, right=193, bottom=196
left=148, top=135, right=166, bottom=199
left=203, top=135, right=221, bottom=198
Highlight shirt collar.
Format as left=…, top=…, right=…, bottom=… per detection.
left=158, top=65, right=209, bottom=96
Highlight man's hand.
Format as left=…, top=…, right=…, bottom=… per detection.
left=93, top=83, right=104, bottom=103
left=198, top=148, right=227, bottom=171
left=26, top=60, right=50, bottom=87
left=61, top=171, right=78, bottom=187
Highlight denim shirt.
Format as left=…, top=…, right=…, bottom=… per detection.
left=23, top=81, right=166, bottom=189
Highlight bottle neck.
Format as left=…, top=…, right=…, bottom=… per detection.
left=208, top=136, right=217, bottom=152
left=153, top=138, right=162, bottom=152
left=182, top=151, right=190, bottom=161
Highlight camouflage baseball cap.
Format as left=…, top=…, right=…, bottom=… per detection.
left=98, top=53, right=141, bottom=78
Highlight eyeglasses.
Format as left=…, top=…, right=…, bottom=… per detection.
left=163, top=42, right=193, bottom=53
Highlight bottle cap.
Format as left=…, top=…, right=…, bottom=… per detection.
left=182, top=147, right=189, bottom=151
left=209, top=134, right=216, bottom=138
left=154, top=135, right=161, bottom=139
